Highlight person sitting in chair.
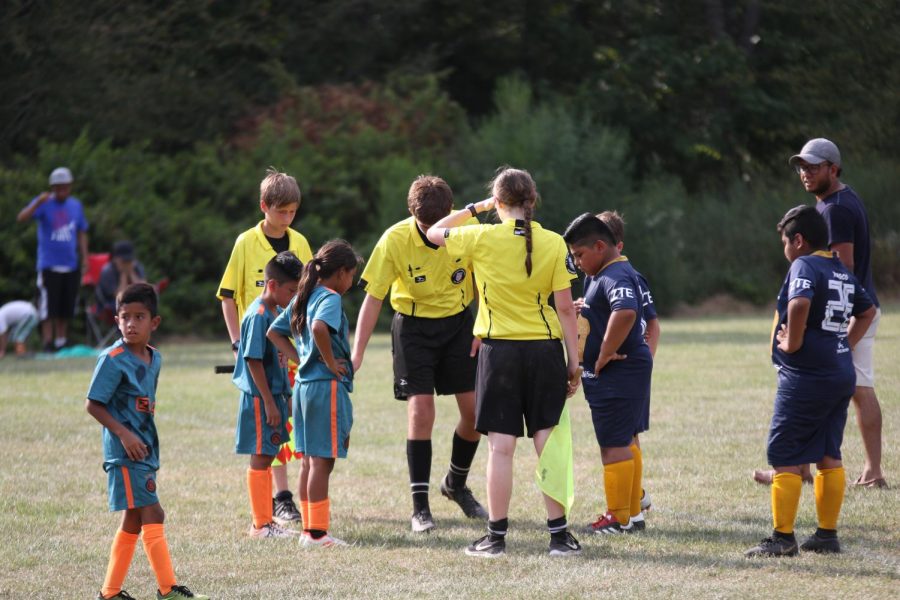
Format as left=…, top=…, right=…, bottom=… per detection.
left=97, top=241, right=146, bottom=312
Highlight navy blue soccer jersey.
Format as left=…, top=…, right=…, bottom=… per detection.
left=232, top=296, right=290, bottom=397
left=580, top=257, right=652, bottom=399
left=816, top=186, right=879, bottom=307
left=636, top=271, right=657, bottom=331
left=772, top=251, right=873, bottom=393
left=86, top=339, right=161, bottom=471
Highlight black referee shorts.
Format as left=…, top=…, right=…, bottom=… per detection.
left=391, top=309, right=477, bottom=400
left=474, top=338, right=567, bottom=438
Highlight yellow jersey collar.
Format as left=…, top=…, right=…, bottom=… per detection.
left=408, top=217, right=425, bottom=248
left=253, top=220, right=295, bottom=251
left=812, top=250, right=833, bottom=258
left=599, top=255, right=629, bottom=273
left=499, top=218, right=543, bottom=231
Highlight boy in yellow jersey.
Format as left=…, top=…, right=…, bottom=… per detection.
left=427, top=167, right=582, bottom=557
left=218, top=168, right=313, bottom=525
left=352, top=175, right=487, bottom=533
left=87, top=283, right=208, bottom=600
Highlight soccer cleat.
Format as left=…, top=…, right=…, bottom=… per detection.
left=640, top=489, right=652, bottom=512
left=585, top=512, right=625, bottom=534
left=465, top=534, right=506, bottom=557
left=300, top=532, right=348, bottom=548
left=548, top=531, right=582, bottom=557
left=248, top=521, right=299, bottom=538
left=98, top=591, right=137, bottom=600
left=622, top=512, right=646, bottom=533
left=744, top=534, right=799, bottom=557
left=157, top=585, right=209, bottom=600
left=273, top=493, right=302, bottom=525
left=800, top=532, right=841, bottom=554
left=410, top=508, right=435, bottom=533
left=440, top=476, right=489, bottom=519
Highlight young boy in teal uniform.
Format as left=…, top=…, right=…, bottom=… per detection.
left=233, top=252, right=304, bottom=538
left=86, top=283, right=208, bottom=600
left=745, top=206, right=875, bottom=557
left=563, top=213, right=653, bottom=534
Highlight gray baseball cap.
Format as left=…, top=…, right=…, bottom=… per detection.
left=48, top=167, right=74, bottom=185
left=789, top=138, right=841, bottom=167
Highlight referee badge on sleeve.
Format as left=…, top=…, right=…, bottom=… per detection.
left=451, top=268, right=466, bottom=284
left=566, top=254, right=577, bottom=274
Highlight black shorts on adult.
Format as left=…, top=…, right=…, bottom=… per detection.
left=766, top=386, right=851, bottom=467
left=39, top=269, right=81, bottom=319
left=391, top=309, right=477, bottom=400
left=475, top=338, right=567, bottom=438
left=583, top=377, right=643, bottom=447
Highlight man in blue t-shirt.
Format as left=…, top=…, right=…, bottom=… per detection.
left=17, top=167, right=89, bottom=352
left=789, top=139, right=885, bottom=489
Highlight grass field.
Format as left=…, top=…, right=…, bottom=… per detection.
left=1, top=310, right=897, bottom=599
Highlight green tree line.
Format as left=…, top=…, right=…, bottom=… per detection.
left=1, top=1, right=897, bottom=336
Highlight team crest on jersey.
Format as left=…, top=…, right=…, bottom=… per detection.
left=270, top=433, right=282, bottom=445
left=565, top=254, right=577, bottom=274
left=135, top=396, right=155, bottom=415
left=145, top=477, right=156, bottom=493
left=451, top=268, right=466, bottom=284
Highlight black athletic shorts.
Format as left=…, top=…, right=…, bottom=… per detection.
left=474, top=338, right=567, bottom=438
left=391, top=309, right=477, bottom=400
left=38, top=270, right=81, bottom=320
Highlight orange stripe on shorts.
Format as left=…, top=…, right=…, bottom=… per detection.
left=253, top=396, right=263, bottom=455
left=330, top=380, right=338, bottom=457
left=121, top=466, right=135, bottom=509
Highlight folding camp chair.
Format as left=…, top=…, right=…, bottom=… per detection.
left=80, top=253, right=119, bottom=348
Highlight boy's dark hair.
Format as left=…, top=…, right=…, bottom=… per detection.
left=563, top=212, right=617, bottom=248
left=116, top=282, right=158, bottom=317
left=596, top=210, right=625, bottom=244
left=490, top=167, right=538, bottom=276
left=260, top=167, right=301, bottom=209
left=265, top=251, right=304, bottom=284
left=408, top=175, right=454, bottom=227
left=291, top=239, right=363, bottom=335
left=777, top=205, right=829, bottom=250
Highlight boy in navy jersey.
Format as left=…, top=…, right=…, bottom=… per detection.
left=745, top=206, right=875, bottom=558
left=563, top=213, right=653, bottom=534
left=86, top=283, right=207, bottom=599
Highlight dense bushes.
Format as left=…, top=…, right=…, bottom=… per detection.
left=2, top=78, right=896, bottom=339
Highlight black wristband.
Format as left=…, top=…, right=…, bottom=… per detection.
left=231, top=340, right=240, bottom=352
left=465, top=203, right=477, bottom=217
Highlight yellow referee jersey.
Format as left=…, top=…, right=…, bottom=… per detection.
left=217, top=221, right=313, bottom=321
left=360, top=217, right=476, bottom=318
left=445, top=219, right=576, bottom=340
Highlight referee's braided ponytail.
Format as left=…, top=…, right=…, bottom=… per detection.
left=491, top=167, right=538, bottom=277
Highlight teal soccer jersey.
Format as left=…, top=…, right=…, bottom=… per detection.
left=232, top=296, right=290, bottom=397
left=87, top=339, right=162, bottom=471
left=270, top=287, right=353, bottom=391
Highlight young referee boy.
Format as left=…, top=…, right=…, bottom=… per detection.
left=352, top=175, right=486, bottom=532
left=563, top=213, right=653, bottom=534
left=745, top=206, right=874, bottom=557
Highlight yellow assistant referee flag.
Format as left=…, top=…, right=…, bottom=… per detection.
left=535, top=402, right=574, bottom=516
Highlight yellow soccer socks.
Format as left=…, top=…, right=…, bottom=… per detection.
left=629, top=444, right=643, bottom=519
left=142, top=523, right=177, bottom=596
left=247, top=467, right=273, bottom=528
left=771, top=472, right=803, bottom=534
left=604, top=458, right=634, bottom=525
left=101, top=529, right=139, bottom=598
left=814, top=467, right=845, bottom=531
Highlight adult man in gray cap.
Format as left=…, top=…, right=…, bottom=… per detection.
left=755, top=139, right=886, bottom=489
left=17, top=167, right=89, bottom=352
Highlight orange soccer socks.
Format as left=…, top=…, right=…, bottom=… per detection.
left=300, top=499, right=310, bottom=527
left=771, top=472, right=803, bottom=534
left=306, top=498, right=331, bottom=537
left=629, top=444, right=643, bottom=519
left=141, top=523, right=177, bottom=596
left=101, top=529, right=139, bottom=598
left=814, top=467, right=845, bottom=531
left=603, top=458, right=635, bottom=525
left=247, top=467, right=273, bottom=528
